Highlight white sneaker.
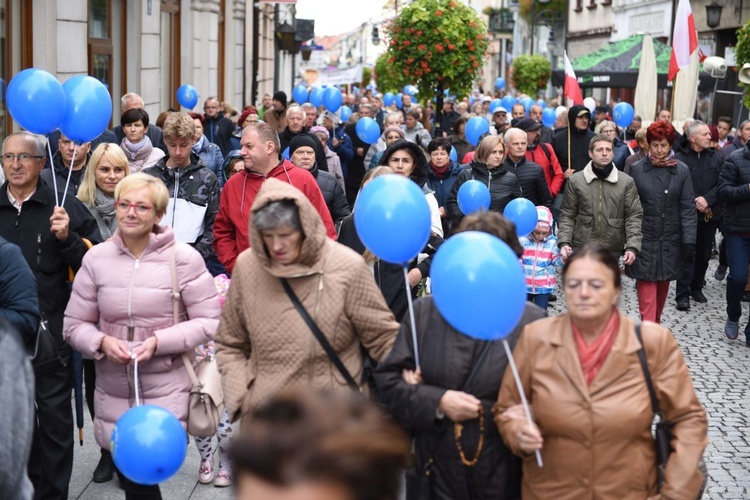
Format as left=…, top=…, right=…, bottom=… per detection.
left=214, top=469, right=232, bottom=488
left=198, top=459, right=214, bottom=484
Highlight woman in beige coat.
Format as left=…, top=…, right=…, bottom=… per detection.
left=215, top=178, right=400, bottom=424
left=494, top=243, right=707, bottom=500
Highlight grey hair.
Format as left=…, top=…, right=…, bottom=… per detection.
left=253, top=199, right=302, bottom=232
left=594, top=120, right=617, bottom=134
left=686, top=120, right=708, bottom=138
left=503, top=127, right=527, bottom=144
left=3, top=132, right=46, bottom=156
left=286, top=105, right=304, bottom=119
left=739, top=119, right=750, bottom=131
left=120, top=93, right=144, bottom=111
left=300, top=102, right=316, bottom=112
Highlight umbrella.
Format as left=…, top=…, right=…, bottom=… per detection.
left=634, top=36, right=657, bottom=124
left=72, top=351, right=84, bottom=446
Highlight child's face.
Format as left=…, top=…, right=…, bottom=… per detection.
left=532, top=226, right=550, bottom=240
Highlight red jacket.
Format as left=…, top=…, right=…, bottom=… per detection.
left=213, top=160, right=336, bottom=273
left=525, top=142, right=564, bottom=197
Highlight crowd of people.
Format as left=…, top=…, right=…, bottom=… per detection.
left=5, top=82, right=746, bottom=500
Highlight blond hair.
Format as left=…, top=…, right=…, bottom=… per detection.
left=162, top=112, right=196, bottom=140
left=114, top=172, right=170, bottom=216
left=78, top=143, right=131, bottom=204
left=474, top=135, right=505, bottom=164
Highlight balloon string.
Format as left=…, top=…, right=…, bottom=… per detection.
left=132, top=354, right=141, bottom=407
left=502, top=339, right=543, bottom=468
left=45, top=140, right=60, bottom=207
left=60, top=146, right=77, bottom=207
left=403, top=266, right=420, bottom=370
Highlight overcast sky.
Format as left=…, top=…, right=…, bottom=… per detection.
left=295, top=0, right=386, bottom=36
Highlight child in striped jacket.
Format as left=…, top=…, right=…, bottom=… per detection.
left=520, top=206, right=564, bottom=312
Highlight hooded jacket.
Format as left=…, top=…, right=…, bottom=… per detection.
left=526, top=141, right=564, bottom=197
left=192, top=134, right=225, bottom=188
left=446, top=161, right=522, bottom=227
left=520, top=233, right=564, bottom=294
left=503, top=156, right=553, bottom=209
left=214, top=179, right=400, bottom=423
left=142, top=154, right=220, bottom=262
left=552, top=105, right=597, bottom=173
left=213, top=159, right=337, bottom=273
left=64, top=226, right=220, bottom=450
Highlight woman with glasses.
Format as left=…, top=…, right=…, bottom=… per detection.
left=64, top=173, right=220, bottom=500
left=596, top=120, right=633, bottom=171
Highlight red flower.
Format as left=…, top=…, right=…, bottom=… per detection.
left=417, top=30, right=423, bottom=36
left=404, top=69, right=410, bottom=75
left=390, top=40, right=397, bottom=46
left=449, top=1, right=456, bottom=6
left=403, top=40, right=411, bottom=46
left=435, top=10, right=442, bottom=16
left=473, top=62, right=479, bottom=68
left=436, top=44, right=444, bottom=52
left=448, top=44, right=455, bottom=50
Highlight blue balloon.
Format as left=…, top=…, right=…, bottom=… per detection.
left=432, top=232, right=526, bottom=341
left=383, top=92, right=395, bottom=107
left=282, top=147, right=290, bottom=160
left=309, top=87, right=324, bottom=108
left=403, top=84, right=418, bottom=96
left=495, top=77, right=506, bottom=90
left=176, top=84, right=198, bottom=109
left=59, top=76, right=112, bottom=143
left=352, top=86, right=359, bottom=96
left=7, top=69, right=67, bottom=135
left=340, top=105, right=352, bottom=122
left=322, top=87, right=343, bottom=112
left=292, top=85, right=309, bottom=104
left=489, top=99, right=502, bottom=114
left=354, top=175, right=432, bottom=265
left=395, top=93, right=403, bottom=109
left=542, top=108, right=556, bottom=128
left=111, top=405, right=187, bottom=485
left=470, top=96, right=475, bottom=105
left=500, top=95, right=516, bottom=112
left=521, top=97, right=534, bottom=112
left=449, top=146, right=458, bottom=162
left=503, top=198, right=538, bottom=236
left=613, top=102, right=635, bottom=128
left=457, top=180, right=491, bottom=215
left=465, top=116, right=490, bottom=147
left=355, top=117, right=380, bottom=145
left=536, top=99, right=546, bottom=109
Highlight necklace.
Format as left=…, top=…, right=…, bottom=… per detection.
left=454, top=411, right=485, bottom=467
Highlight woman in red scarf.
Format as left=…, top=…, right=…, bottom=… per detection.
left=494, top=243, right=707, bottom=499
left=426, top=138, right=464, bottom=236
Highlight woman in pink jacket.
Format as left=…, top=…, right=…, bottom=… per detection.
left=64, top=173, right=220, bottom=499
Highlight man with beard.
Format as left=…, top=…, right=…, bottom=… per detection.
left=529, top=104, right=554, bottom=143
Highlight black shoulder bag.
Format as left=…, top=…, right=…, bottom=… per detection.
left=280, top=278, right=359, bottom=391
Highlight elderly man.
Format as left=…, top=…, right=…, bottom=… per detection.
left=401, top=94, right=413, bottom=113
left=503, top=128, right=552, bottom=208
left=529, top=104, right=554, bottom=143
left=301, top=102, right=318, bottom=131
left=279, top=106, right=307, bottom=152
left=111, top=92, right=166, bottom=153
left=264, top=91, right=289, bottom=133
left=0, top=132, right=101, bottom=499
left=491, top=106, right=509, bottom=136
left=213, top=122, right=336, bottom=273
left=203, top=96, right=235, bottom=156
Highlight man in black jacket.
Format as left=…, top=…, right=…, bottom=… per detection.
left=0, top=131, right=101, bottom=499
left=41, top=132, right=91, bottom=199
left=503, top=128, right=552, bottom=209
left=203, top=96, right=235, bottom=156
left=552, top=105, right=596, bottom=175
left=0, top=236, right=39, bottom=344
left=674, top=121, right=723, bottom=311
left=721, top=120, right=750, bottom=159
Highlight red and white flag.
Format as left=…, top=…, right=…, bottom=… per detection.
left=564, top=51, right=583, bottom=106
left=669, top=0, right=699, bottom=82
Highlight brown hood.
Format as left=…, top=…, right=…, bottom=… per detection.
left=249, top=177, right=331, bottom=277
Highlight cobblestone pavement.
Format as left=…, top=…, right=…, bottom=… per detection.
left=69, top=259, right=749, bottom=499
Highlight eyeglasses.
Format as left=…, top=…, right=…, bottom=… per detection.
left=115, top=201, right=153, bottom=214
left=2, top=153, right=44, bottom=164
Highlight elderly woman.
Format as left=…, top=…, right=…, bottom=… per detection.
left=494, top=243, right=707, bottom=500
left=627, top=121, right=697, bottom=323
left=446, top=135, right=522, bottom=227
left=230, top=107, right=260, bottom=151
left=189, top=113, right=225, bottom=188
left=596, top=120, right=632, bottom=170
left=120, top=108, right=165, bottom=172
left=214, top=178, right=400, bottom=425
left=64, top=173, right=220, bottom=499
left=377, top=212, right=545, bottom=500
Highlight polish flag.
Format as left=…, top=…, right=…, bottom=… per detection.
left=564, top=52, right=583, bottom=106
left=669, top=0, right=699, bottom=82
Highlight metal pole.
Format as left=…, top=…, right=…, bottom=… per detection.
left=531, top=2, right=535, bottom=55
left=501, top=38, right=507, bottom=80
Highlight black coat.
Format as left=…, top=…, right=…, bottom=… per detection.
left=719, top=145, right=750, bottom=233
left=446, top=162, right=521, bottom=227
left=41, top=151, right=90, bottom=198
left=552, top=105, right=596, bottom=173
left=674, top=143, right=723, bottom=221
left=344, top=123, right=369, bottom=205
left=503, top=157, right=552, bottom=209
left=721, top=135, right=745, bottom=160
left=0, top=179, right=101, bottom=352
left=310, top=164, right=350, bottom=226
left=279, top=127, right=305, bottom=154
left=375, top=297, right=545, bottom=500
left=204, top=114, right=236, bottom=157
left=0, top=236, right=39, bottom=345
left=626, top=158, right=697, bottom=282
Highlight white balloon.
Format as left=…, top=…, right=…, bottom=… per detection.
left=583, top=97, right=597, bottom=113
left=555, top=106, right=567, bottom=117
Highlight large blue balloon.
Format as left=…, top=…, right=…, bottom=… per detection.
left=176, top=84, right=198, bottom=109
left=536, top=99, right=546, bottom=110
left=432, top=232, right=526, bottom=340
left=59, top=76, right=112, bottom=143
left=613, top=102, right=635, bottom=128
left=383, top=92, right=395, bottom=107
left=500, top=95, right=516, bottom=112
left=495, top=77, right=506, bottom=90
left=354, top=175, right=432, bottom=265
left=449, top=146, right=458, bottom=162
left=355, top=117, right=380, bottom=144
left=503, top=198, right=538, bottom=236
left=457, top=180, right=491, bottom=215
left=323, top=87, right=343, bottom=112
left=340, top=105, right=352, bottom=122
left=7, top=69, right=67, bottom=135
left=395, top=92, right=404, bottom=109
left=542, top=107, right=556, bottom=128
left=309, top=87, right=324, bottom=108
left=292, top=85, right=309, bottom=104
left=465, top=116, right=490, bottom=147
left=111, top=405, right=187, bottom=485
left=489, top=99, right=502, bottom=114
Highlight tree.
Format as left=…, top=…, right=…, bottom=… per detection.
left=385, top=0, right=489, bottom=135
left=735, top=21, right=750, bottom=108
left=373, top=53, right=402, bottom=94
left=511, top=55, right=551, bottom=97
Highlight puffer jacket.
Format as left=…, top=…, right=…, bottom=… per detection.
left=503, top=156, right=553, bottom=208
left=558, top=162, right=643, bottom=255
left=626, top=156, right=697, bottom=282
left=426, top=160, right=464, bottom=209
left=63, top=226, right=220, bottom=450
left=612, top=137, right=632, bottom=171
left=719, top=144, right=750, bottom=233
left=142, top=154, right=219, bottom=262
left=720, top=134, right=744, bottom=159
left=214, top=179, right=400, bottom=423
left=552, top=105, right=597, bottom=173
left=675, top=143, right=723, bottom=222
left=520, top=233, right=564, bottom=294
left=307, top=163, right=350, bottom=227
left=192, top=135, right=225, bottom=188
left=0, top=236, right=39, bottom=344
left=446, top=161, right=522, bottom=226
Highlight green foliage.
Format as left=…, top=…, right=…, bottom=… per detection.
left=518, top=0, right=566, bottom=25
left=384, top=0, right=490, bottom=100
left=373, top=53, right=403, bottom=94
left=735, top=21, right=750, bottom=108
left=511, top=55, right=551, bottom=97
left=362, top=66, right=372, bottom=88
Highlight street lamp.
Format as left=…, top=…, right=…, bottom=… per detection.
left=705, top=0, right=723, bottom=29
left=531, top=0, right=554, bottom=55
left=275, top=21, right=297, bottom=53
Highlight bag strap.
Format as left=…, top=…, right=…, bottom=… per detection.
left=170, top=244, right=200, bottom=387
left=634, top=324, right=661, bottom=416
left=280, top=277, right=359, bottom=390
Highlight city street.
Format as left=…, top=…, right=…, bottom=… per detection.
left=68, top=259, right=750, bottom=499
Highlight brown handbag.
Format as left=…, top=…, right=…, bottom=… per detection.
left=169, top=245, right=224, bottom=437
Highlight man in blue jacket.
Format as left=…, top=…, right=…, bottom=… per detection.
left=0, top=236, right=39, bottom=343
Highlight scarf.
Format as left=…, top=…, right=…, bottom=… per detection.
left=192, top=135, right=208, bottom=155
left=121, top=137, right=154, bottom=164
left=572, top=309, right=620, bottom=386
left=592, top=162, right=614, bottom=180
left=430, top=161, right=450, bottom=179
left=649, top=150, right=678, bottom=168
left=94, top=187, right=116, bottom=229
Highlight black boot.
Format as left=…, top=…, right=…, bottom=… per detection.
left=93, top=448, right=116, bottom=483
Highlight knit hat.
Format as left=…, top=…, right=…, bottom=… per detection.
left=272, top=91, right=287, bottom=108
left=536, top=206, right=553, bottom=230
left=383, top=126, right=405, bottom=138
left=309, top=125, right=329, bottom=139
left=288, top=134, right=318, bottom=157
